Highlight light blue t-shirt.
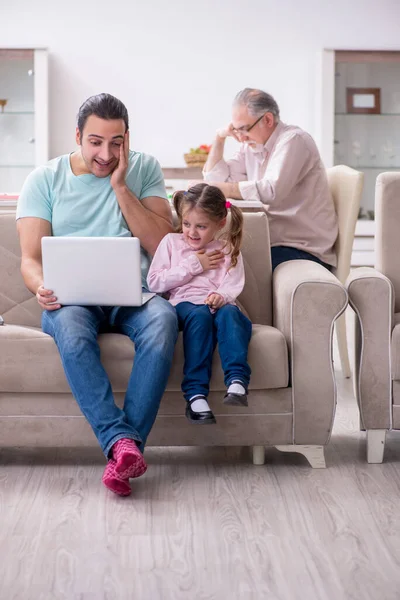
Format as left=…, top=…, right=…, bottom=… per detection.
left=16, top=150, right=168, bottom=284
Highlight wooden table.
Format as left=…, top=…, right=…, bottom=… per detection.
left=229, top=200, right=264, bottom=212
left=162, top=167, right=203, bottom=180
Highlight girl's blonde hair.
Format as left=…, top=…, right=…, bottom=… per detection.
left=173, top=183, right=243, bottom=268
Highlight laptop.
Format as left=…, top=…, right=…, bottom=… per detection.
left=41, top=236, right=155, bottom=306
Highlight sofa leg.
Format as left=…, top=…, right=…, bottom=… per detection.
left=275, top=445, right=326, bottom=468
left=367, top=430, right=386, bottom=464
left=252, top=445, right=265, bottom=465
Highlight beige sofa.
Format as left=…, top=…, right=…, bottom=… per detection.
left=0, top=211, right=347, bottom=467
left=347, top=172, right=400, bottom=463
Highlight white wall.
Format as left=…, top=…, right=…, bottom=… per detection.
left=2, top=0, right=400, bottom=166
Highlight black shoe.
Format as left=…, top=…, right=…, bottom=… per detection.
left=223, top=391, right=248, bottom=407
left=185, top=396, right=216, bottom=424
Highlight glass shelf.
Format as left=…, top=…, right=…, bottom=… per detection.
left=335, top=113, right=400, bottom=116
left=0, top=111, right=34, bottom=115
left=0, top=48, right=48, bottom=194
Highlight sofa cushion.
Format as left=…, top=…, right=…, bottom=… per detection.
left=391, top=313, right=400, bottom=380
left=0, top=323, right=288, bottom=394
left=0, top=226, right=42, bottom=327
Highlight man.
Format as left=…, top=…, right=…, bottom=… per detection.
left=203, top=88, right=338, bottom=270
left=16, top=93, right=178, bottom=497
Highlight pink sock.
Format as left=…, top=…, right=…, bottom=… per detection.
left=112, top=438, right=148, bottom=480
left=102, top=459, right=131, bottom=496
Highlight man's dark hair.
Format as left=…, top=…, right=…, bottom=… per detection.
left=77, top=93, right=129, bottom=136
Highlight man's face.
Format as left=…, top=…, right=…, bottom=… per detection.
left=76, top=115, right=126, bottom=177
left=231, top=104, right=275, bottom=146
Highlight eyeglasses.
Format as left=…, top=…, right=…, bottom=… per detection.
left=232, top=113, right=267, bottom=135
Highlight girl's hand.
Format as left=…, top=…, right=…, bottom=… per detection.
left=111, top=131, right=129, bottom=191
left=205, top=293, right=224, bottom=310
left=196, top=249, right=224, bottom=271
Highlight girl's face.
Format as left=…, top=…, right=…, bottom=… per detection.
left=182, top=206, right=225, bottom=251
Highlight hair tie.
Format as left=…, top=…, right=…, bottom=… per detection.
left=225, top=201, right=231, bottom=209
left=183, top=191, right=188, bottom=196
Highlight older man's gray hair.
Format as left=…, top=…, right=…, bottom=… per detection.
left=234, top=88, right=280, bottom=122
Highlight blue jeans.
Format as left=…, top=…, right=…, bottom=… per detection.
left=42, top=295, right=178, bottom=457
left=175, top=302, right=252, bottom=401
left=271, top=246, right=332, bottom=272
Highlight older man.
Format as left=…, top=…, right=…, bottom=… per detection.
left=203, top=88, right=338, bottom=270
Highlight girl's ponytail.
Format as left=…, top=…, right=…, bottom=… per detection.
left=226, top=204, right=243, bottom=268
left=173, top=190, right=186, bottom=232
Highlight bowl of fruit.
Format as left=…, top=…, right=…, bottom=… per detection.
left=184, top=144, right=212, bottom=167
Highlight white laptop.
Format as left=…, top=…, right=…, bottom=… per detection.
left=41, top=236, right=155, bottom=306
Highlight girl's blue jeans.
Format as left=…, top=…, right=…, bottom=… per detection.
left=175, top=302, right=252, bottom=401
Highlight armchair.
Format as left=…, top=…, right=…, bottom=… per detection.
left=347, top=172, right=400, bottom=462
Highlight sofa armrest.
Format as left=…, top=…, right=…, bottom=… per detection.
left=346, top=267, right=393, bottom=430
left=273, top=260, right=348, bottom=445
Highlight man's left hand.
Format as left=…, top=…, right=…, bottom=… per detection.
left=111, top=132, right=129, bottom=191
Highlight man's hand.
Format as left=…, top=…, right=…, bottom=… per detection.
left=204, top=126, right=239, bottom=174
left=36, top=285, right=61, bottom=311
left=196, top=249, right=224, bottom=271
left=216, top=123, right=241, bottom=143
left=111, top=131, right=129, bottom=191
left=205, top=293, right=224, bottom=310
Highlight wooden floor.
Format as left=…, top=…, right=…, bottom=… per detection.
left=1, top=312, right=400, bottom=600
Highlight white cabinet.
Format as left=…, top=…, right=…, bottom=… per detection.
left=334, top=58, right=400, bottom=214
left=333, top=53, right=400, bottom=268
left=0, top=48, right=48, bottom=198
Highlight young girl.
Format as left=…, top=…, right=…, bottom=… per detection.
left=147, top=183, right=252, bottom=424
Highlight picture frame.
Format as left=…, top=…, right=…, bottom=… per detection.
left=346, top=88, right=381, bottom=114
